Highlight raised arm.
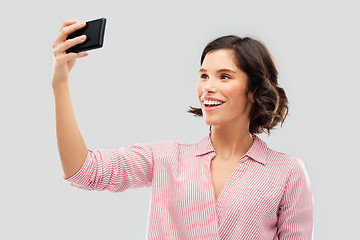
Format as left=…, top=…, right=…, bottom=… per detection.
left=52, top=20, right=89, bottom=179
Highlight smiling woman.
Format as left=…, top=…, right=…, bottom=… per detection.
left=52, top=20, right=313, bottom=240
left=196, top=49, right=252, bottom=130
left=189, top=35, right=289, bottom=136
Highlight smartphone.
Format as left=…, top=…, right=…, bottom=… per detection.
left=66, top=18, right=106, bottom=53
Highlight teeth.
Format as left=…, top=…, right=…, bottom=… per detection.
left=203, top=100, right=223, bottom=106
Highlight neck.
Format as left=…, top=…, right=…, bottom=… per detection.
left=210, top=123, right=253, bottom=162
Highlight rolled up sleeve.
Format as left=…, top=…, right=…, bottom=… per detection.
left=65, top=143, right=155, bottom=192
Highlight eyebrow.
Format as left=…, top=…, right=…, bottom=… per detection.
left=199, top=68, right=237, bottom=74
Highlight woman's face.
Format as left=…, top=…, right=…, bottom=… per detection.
left=196, top=49, right=253, bottom=128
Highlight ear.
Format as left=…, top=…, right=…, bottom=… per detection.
left=248, top=91, right=255, bottom=103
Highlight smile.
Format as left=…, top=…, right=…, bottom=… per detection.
left=202, top=98, right=225, bottom=112
left=203, top=99, right=224, bottom=107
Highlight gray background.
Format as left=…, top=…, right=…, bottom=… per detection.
left=1, top=0, right=359, bottom=239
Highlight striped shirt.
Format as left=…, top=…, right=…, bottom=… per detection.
left=66, top=133, right=313, bottom=239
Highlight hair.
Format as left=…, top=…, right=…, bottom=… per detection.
left=188, top=35, right=289, bottom=135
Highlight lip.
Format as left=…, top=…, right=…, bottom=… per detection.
left=201, top=96, right=225, bottom=112
left=201, top=97, right=225, bottom=102
left=202, top=103, right=223, bottom=112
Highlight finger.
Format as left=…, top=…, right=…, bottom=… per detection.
left=53, top=20, right=86, bottom=47
left=59, top=22, right=86, bottom=42
left=53, top=35, right=87, bottom=55
left=61, top=21, right=86, bottom=40
left=53, top=20, right=80, bottom=48
left=59, top=19, right=80, bottom=31
left=54, top=51, right=88, bottom=65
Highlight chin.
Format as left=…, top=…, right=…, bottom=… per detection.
left=203, top=116, right=221, bottom=126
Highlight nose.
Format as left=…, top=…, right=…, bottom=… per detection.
left=202, top=78, right=217, bottom=94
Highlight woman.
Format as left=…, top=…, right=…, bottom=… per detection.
left=52, top=20, right=313, bottom=239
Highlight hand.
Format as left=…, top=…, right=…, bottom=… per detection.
left=52, top=20, right=88, bottom=86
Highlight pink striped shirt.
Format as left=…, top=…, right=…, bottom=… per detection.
left=66, top=133, right=313, bottom=239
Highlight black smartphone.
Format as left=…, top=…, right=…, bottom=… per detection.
left=66, top=18, right=106, bottom=53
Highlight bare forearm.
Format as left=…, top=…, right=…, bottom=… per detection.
left=52, top=82, right=88, bottom=179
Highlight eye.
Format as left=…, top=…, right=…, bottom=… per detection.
left=200, top=73, right=209, bottom=79
left=220, top=74, right=231, bottom=80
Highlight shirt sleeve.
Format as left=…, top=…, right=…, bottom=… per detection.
left=277, top=158, right=314, bottom=240
left=64, top=143, right=156, bottom=193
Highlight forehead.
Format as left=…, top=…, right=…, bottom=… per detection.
left=201, top=49, right=238, bottom=70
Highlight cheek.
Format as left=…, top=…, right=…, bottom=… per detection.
left=196, top=82, right=203, bottom=97
left=223, top=84, right=248, bottom=104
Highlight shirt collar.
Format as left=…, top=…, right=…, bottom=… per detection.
left=196, top=133, right=268, bottom=165
left=245, top=135, right=268, bottom=165
left=195, top=133, right=215, bottom=156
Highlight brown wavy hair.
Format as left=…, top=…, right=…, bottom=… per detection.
left=188, top=35, right=289, bottom=135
